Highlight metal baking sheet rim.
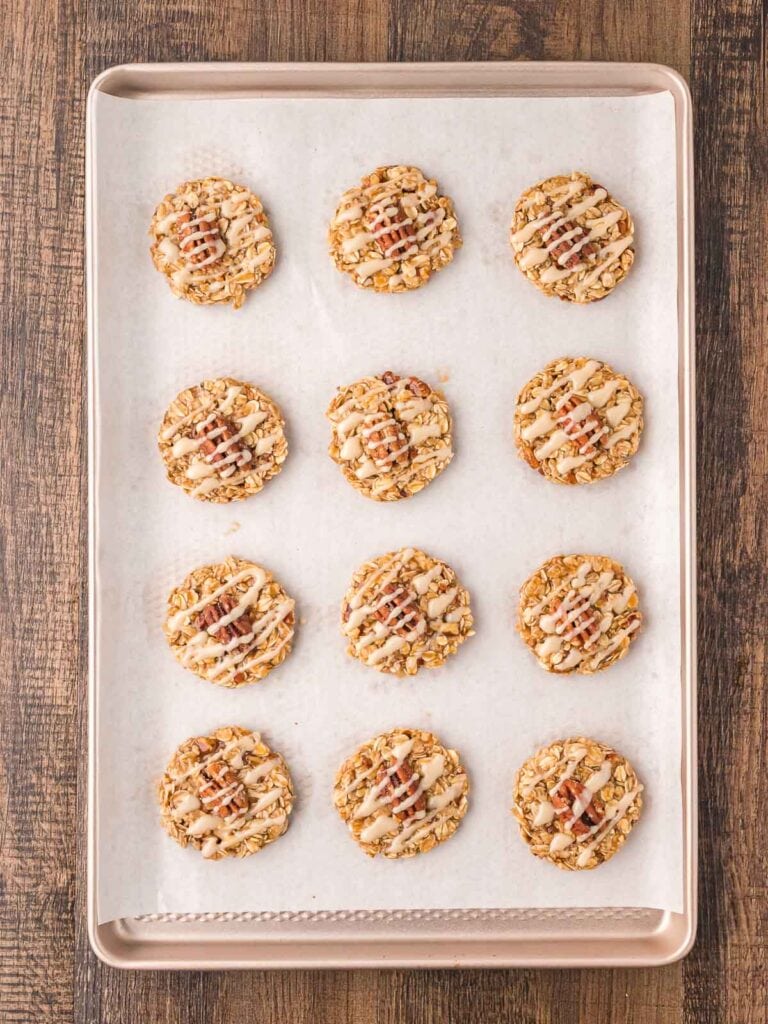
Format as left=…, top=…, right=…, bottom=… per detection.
left=86, top=61, right=696, bottom=969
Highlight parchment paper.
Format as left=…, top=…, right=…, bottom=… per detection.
left=92, top=90, right=683, bottom=922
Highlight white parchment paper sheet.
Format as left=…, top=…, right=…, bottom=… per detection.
left=93, top=90, right=683, bottom=922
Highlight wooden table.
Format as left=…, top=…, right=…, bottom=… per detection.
left=2, top=1, right=765, bottom=1021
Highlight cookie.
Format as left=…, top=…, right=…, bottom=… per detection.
left=164, top=556, right=295, bottom=687
left=329, top=165, right=461, bottom=292
left=326, top=370, right=453, bottom=501
left=341, top=547, right=473, bottom=676
left=158, top=725, right=294, bottom=860
left=149, top=177, right=276, bottom=307
left=158, top=377, right=288, bottom=503
left=517, top=554, right=641, bottom=675
left=514, top=357, right=643, bottom=485
left=333, top=728, right=469, bottom=858
left=512, top=736, right=643, bottom=870
left=510, top=172, right=634, bottom=303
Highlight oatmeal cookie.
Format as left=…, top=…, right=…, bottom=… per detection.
left=329, top=165, right=461, bottom=292
left=158, top=725, right=294, bottom=860
left=164, top=556, right=295, bottom=687
left=149, top=176, right=276, bottom=308
left=512, top=736, right=643, bottom=870
left=333, top=727, right=469, bottom=858
left=514, top=356, right=643, bottom=485
left=510, top=172, right=634, bottom=303
left=158, top=377, right=287, bottom=503
left=517, top=554, right=641, bottom=675
left=341, top=547, right=473, bottom=676
left=326, top=371, right=453, bottom=501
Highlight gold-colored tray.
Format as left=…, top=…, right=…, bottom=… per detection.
left=87, top=61, right=696, bottom=969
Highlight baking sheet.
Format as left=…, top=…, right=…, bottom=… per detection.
left=92, top=90, right=682, bottom=923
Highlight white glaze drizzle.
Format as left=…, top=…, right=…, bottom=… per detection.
left=166, top=733, right=257, bottom=790
left=574, top=786, right=642, bottom=866
left=167, top=567, right=266, bottom=633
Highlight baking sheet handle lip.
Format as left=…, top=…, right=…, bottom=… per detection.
left=86, top=68, right=104, bottom=969
left=677, top=45, right=698, bottom=966
left=87, top=59, right=691, bottom=100
left=85, top=58, right=697, bottom=969
left=82, top=925, right=698, bottom=972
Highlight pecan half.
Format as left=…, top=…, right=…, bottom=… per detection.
left=375, top=756, right=426, bottom=821
left=363, top=412, right=409, bottom=469
left=405, top=376, right=430, bottom=398
left=199, top=760, right=249, bottom=819
left=546, top=220, right=599, bottom=268
left=366, top=197, right=416, bottom=259
left=177, top=209, right=223, bottom=266
left=549, top=588, right=601, bottom=648
left=556, top=396, right=606, bottom=455
left=551, top=778, right=604, bottom=836
left=195, top=594, right=252, bottom=645
left=196, top=415, right=253, bottom=476
left=381, top=371, right=430, bottom=399
left=373, top=582, right=424, bottom=637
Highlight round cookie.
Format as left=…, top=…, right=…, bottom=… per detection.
left=158, top=725, right=294, bottom=860
left=514, top=356, right=643, bottom=485
left=158, top=377, right=288, bottom=503
left=329, top=165, right=461, bottom=292
left=517, top=554, right=641, bottom=675
left=333, top=727, right=469, bottom=858
left=164, top=556, right=295, bottom=687
left=149, top=176, right=276, bottom=308
left=341, top=547, right=474, bottom=676
left=509, top=171, right=634, bottom=303
left=326, top=371, right=453, bottom=501
left=512, top=736, right=643, bottom=870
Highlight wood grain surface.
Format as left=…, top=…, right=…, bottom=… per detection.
left=0, top=1, right=765, bottom=1022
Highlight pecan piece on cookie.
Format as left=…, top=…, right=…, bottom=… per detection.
left=177, top=210, right=224, bottom=267
left=366, top=196, right=417, bottom=259
left=375, top=756, right=427, bottom=821
left=363, top=411, right=410, bottom=469
left=556, top=395, right=607, bottom=455
left=546, top=220, right=599, bottom=269
left=551, top=777, right=604, bottom=836
left=199, top=760, right=249, bottom=818
left=197, top=414, right=253, bottom=473
left=373, top=581, right=425, bottom=638
left=195, top=593, right=252, bottom=645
